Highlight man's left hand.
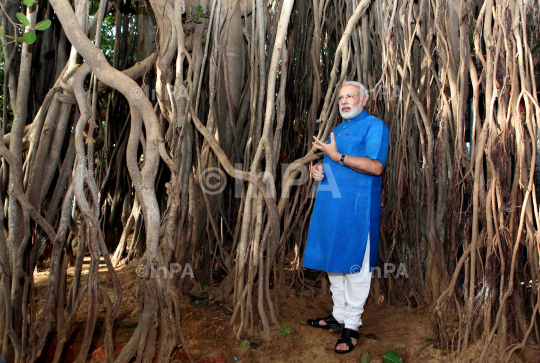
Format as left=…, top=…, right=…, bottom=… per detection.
left=312, top=132, right=340, bottom=162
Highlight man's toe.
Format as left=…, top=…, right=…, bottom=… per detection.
left=336, top=338, right=357, bottom=351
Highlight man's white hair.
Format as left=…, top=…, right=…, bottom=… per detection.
left=342, top=81, right=369, bottom=101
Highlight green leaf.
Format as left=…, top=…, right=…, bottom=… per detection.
left=322, top=307, right=331, bottom=313
left=227, top=307, right=233, bottom=312
left=239, top=339, right=250, bottom=349
left=361, top=353, right=371, bottom=363
left=249, top=342, right=259, bottom=349
left=122, top=321, right=138, bottom=328
left=382, top=350, right=402, bottom=363
left=93, top=326, right=102, bottom=335
left=208, top=333, right=214, bottom=339
left=0, top=26, right=4, bottom=40
left=196, top=5, right=203, bottom=12
left=23, top=0, right=33, bottom=6
left=35, top=19, right=51, bottom=31
left=533, top=39, right=540, bottom=44
left=201, top=283, right=209, bottom=288
left=99, top=308, right=107, bottom=313
left=16, top=13, right=30, bottom=26
left=193, top=19, right=202, bottom=24
left=280, top=324, right=292, bottom=336
left=393, top=342, right=406, bottom=349
left=427, top=333, right=435, bottom=340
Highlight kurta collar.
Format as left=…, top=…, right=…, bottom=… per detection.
left=345, top=110, right=368, bottom=123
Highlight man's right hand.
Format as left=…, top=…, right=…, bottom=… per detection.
left=312, top=163, right=324, bottom=181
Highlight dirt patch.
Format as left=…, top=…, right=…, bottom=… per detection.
left=32, top=259, right=537, bottom=363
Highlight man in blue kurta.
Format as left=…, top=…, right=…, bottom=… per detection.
left=304, top=81, right=389, bottom=354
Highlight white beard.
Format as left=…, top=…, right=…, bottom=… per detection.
left=339, top=102, right=363, bottom=120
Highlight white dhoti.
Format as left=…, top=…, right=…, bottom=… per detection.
left=328, top=234, right=372, bottom=331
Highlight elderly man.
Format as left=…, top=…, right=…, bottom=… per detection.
left=303, top=81, right=389, bottom=354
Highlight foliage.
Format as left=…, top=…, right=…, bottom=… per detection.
left=89, top=2, right=137, bottom=60
left=280, top=324, right=292, bottom=336
left=382, top=350, right=403, bottom=363
left=99, top=14, right=118, bottom=58
left=238, top=339, right=260, bottom=349
left=184, top=5, right=209, bottom=24
left=10, top=12, right=51, bottom=45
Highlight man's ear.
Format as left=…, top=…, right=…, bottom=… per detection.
left=362, top=95, right=369, bottom=107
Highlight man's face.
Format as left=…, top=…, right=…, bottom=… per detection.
left=338, top=85, right=366, bottom=120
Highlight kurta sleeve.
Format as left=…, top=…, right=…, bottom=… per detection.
left=364, top=120, right=390, bottom=166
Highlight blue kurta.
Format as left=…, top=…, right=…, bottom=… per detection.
left=303, top=110, right=390, bottom=273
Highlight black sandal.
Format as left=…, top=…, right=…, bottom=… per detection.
left=306, top=315, right=344, bottom=330
left=334, top=328, right=360, bottom=354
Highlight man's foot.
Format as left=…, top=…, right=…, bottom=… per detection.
left=306, top=315, right=345, bottom=330
left=335, top=336, right=357, bottom=352
left=334, top=329, right=360, bottom=354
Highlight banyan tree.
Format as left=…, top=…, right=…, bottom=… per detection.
left=0, top=0, right=539, bottom=361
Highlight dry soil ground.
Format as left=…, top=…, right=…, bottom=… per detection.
left=32, top=257, right=537, bottom=363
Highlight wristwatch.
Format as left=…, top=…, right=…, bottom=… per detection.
left=338, top=154, right=346, bottom=166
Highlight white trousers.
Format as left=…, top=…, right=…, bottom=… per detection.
left=328, top=234, right=372, bottom=331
